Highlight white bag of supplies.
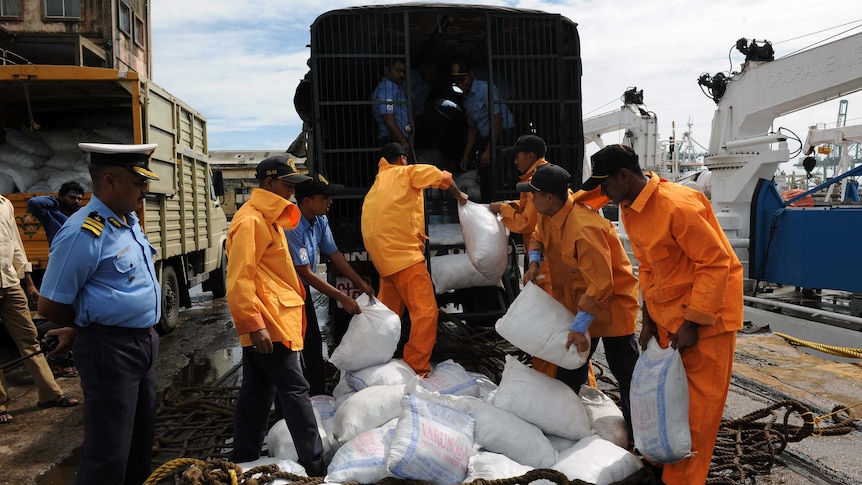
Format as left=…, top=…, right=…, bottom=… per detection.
left=495, top=282, right=590, bottom=370
left=552, top=435, right=643, bottom=485
left=579, top=385, right=629, bottom=449
left=345, top=359, right=416, bottom=391
left=326, top=424, right=395, bottom=483
left=458, top=201, right=508, bottom=280
left=630, top=339, right=692, bottom=463
left=328, top=294, right=401, bottom=371
left=430, top=253, right=501, bottom=293
left=332, top=384, right=405, bottom=443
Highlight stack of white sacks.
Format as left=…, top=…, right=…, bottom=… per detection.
left=238, top=293, right=643, bottom=485
left=0, top=124, right=133, bottom=194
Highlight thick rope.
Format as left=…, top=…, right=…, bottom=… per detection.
left=773, top=331, right=862, bottom=359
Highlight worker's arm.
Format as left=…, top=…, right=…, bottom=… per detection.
left=295, top=263, right=361, bottom=314
left=460, top=125, right=478, bottom=171
left=38, top=297, right=78, bottom=355
left=382, top=113, right=408, bottom=147
left=327, top=250, right=375, bottom=297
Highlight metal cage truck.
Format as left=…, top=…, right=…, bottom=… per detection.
left=0, top=65, right=228, bottom=334
left=297, top=4, right=585, bottom=335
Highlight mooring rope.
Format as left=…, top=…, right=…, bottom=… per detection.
left=773, top=331, right=862, bottom=359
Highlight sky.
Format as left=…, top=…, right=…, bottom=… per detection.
left=151, top=0, right=862, bottom=173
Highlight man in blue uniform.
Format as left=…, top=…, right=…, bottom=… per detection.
left=372, top=58, right=411, bottom=149
left=27, top=181, right=85, bottom=244
left=40, top=142, right=162, bottom=485
left=451, top=60, right=515, bottom=202
left=285, top=173, right=374, bottom=395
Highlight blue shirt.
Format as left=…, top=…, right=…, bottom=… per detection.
left=40, top=195, right=161, bottom=328
left=285, top=214, right=338, bottom=286
left=371, top=77, right=409, bottom=139
left=27, top=195, right=69, bottom=244
left=464, top=79, right=514, bottom=138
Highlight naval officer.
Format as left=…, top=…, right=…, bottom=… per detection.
left=40, top=142, right=162, bottom=485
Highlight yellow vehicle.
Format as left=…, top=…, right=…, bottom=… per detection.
left=0, top=65, right=228, bottom=333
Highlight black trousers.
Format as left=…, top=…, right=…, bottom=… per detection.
left=556, top=334, right=639, bottom=432
left=301, top=285, right=326, bottom=396
left=230, top=343, right=324, bottom=476
left=74, top=324, right=158, bottom=485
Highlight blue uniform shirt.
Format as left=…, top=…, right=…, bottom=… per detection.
left=27, top=195, right=68, bottom=244
left=371, top=77, right=409, bottom=139
left=464, top=79, right=514, bottom=138
left=40, top=195, right=161, bottom=328
left=285, top=214, right=338, bottom=286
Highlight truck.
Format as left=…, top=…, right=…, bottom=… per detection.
left=0, top=65, right=228, bottom=334
left=297, top=4, right=585, bottom=336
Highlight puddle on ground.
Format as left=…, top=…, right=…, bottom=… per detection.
left=35, top=447, right=79, bottom=485
left=172, top=346, right=243, bottom=388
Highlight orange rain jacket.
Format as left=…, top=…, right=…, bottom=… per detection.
left=529, top=192, right=639, bottom=337
left=620, top=172, right=743, bottom=336
left=361, top=158, right=453, bottom=277
left=226, top=188, right=306, bottom=349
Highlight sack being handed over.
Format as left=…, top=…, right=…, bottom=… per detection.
left=630, top=339, right=692, bottom=463
left=458, top=201, right=508, bottom=281
left=495, top=282, right=590, bottom=370
left=329, top=294, right=401, bottom=371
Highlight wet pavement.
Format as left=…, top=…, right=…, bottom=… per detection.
left=1, top=286, right=861, bottom=484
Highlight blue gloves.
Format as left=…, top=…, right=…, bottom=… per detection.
left=528, top=250, right=544, bottom=264
left=570, top=311, right=595, bottom=334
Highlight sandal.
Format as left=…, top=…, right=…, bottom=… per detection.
left=55, top=367, right=79, bottom=378
left=0, top=412, right=12, bottom=424
left=37, top=396, right=80, bottom=408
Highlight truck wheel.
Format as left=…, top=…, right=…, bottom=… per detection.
left=209, top=249, right=228, bottom=299
left=158, top=266, right=180, bottom=334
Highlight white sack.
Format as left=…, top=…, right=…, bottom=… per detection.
left=408, top=380, right=555, bottom=468
left=430, top=253, right=501, bottom=294
left=46, top=169, right=91, bottom=193
left=420, top=359, right=479, bottom=397
left=493, top=356, right=591, bottom=440
left=310, top=395, right=341, bottom=458
left=468, top=371, right=498, bottom=403
left=630, top=339, right=692, bottom=463
left=386, top=395, right=475, bottom=484
left=495, top=282, right=590, bottom=370
left=1, top=162, right=40, bottom=192
left=93, top=124, right=134, bottom=144
left=545, top=434, right=578, bottom=454
left=332, top=384, right=405, bottom=443
left=235, top=457, right=306, bottom=484
left=345, top=359, right=416, bottom=391
left=44, top=151, right=85, bottom=170
left=0, top=174, right=15, bottom=193
left=328, top=294, right=401, bottom=371
left=458, top=201, right=508, bottom=280
left=266, top=405, right=334, bottom=462
left=579, top=386, right=629, bottom=449
left=35, top=128, right=89, bottom=153
left=3, top=129, right=53, bottom=157
left=26, top=181, right=53, bottom=193
left=552, top=436, right=643, bottom=485
left=326, top=425, right=395, bottom=483
left=0, top=143, right=46, bottom=169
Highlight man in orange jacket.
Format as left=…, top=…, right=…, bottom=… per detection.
left=225, top=156, right=324, bottom=475
left=361, top=143, right=469, bottom=376
left=521, top=164, right=640, bottom=432
left=585, top=144, right=742, bottom=485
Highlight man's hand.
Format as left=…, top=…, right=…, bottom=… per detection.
left=566, top=330, right=589, bottom=353
left=523, top=262, right=539, bottom=284
left=479, top=147, right=492, bottom=167
left=672, top=320, right=699, bottom=353
left=250, top=328, right=274, bottom=354
left=45, top=327, right=77, bottom=355
left=489, top=201, right=508, bottom=214
left=638, top=307, right=658, bottom=351
left=455, top=190, right=469, bottom=206
left=359, top=281, right=376, bottom=298
left=340, top=294, right=361, bottom=315
left=22, top=279, right=39, bottom=306
left=460, top=156, right=470, bottom=172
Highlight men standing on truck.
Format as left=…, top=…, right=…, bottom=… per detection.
left=27, top=181, right=85, bottom=245
left=584, top=144, right=742, bottom=484
left=39, top=142, right=161, bottom=484
left=361, top=143, right=469, bottom=376
left=520, top=164, right=640, bottom=434
left=1, top=194, right=79, bottom=426
left=451, top=60, right=515, bottom=202
left=286, top=172, right=375, bottom=395
left=372, top=58, right=411, bottom=150
left=224, top=156, right=324, bottom=475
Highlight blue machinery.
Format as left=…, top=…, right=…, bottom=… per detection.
left=750, top=165, right=862, bottom=293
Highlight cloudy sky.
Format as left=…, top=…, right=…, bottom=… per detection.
left=151, top=1, right=862, bottom=172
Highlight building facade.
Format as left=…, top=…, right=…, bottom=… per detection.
left=0, top=0, right=151, bottom=76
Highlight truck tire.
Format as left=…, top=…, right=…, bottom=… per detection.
left=158, top=266, right=180, bottom=335
left=208, top=249, right=228, bottom=299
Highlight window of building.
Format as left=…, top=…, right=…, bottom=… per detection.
left=119, top=2, right=131, bottom=36
left=44, top=0, right=80, bottom=18
left=134, top=15, right=145, bottom=46
left=1, top=0, right=20, bottom=17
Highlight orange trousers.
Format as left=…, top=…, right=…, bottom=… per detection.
left=378, top=261, right=439, bottom=376
left=654, top=329, right=737, bottom=485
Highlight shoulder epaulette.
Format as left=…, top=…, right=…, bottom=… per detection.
left=81, top=212, right=105, bottom=238
left=108, top=217, right=122, bottom=228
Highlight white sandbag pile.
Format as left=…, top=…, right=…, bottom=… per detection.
left=495, top=282, right=590, bottom=370
left=1, top=124, right=133, bottom=193
left=631, top=339, right=692, bottom=463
